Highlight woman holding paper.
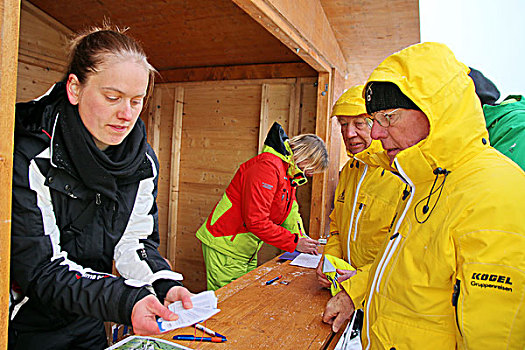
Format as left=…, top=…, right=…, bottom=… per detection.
left=9, top=24, right=192, bottom=349
left=197, top=122, right=328, bottom=291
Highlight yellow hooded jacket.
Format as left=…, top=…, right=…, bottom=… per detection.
left=362, top=42, right=525, bottom=349
left=326, top=85, right=403, bottom=306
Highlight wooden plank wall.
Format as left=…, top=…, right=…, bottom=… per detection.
left=1, top=0, right=21, bottom=345
left=16, top=1, right=70, bottom=102
left=150, top=78, right=317, bottom=292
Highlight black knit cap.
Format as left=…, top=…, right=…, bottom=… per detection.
left=365, top=82, right=420, bottom=114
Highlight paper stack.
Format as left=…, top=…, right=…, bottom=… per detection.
left=157, top=290, right=220, bottom=332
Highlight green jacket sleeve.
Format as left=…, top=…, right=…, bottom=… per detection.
left=281, top=200, right=305, bottom=237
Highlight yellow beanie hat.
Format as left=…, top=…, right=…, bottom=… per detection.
left=331, top=84, right=367, bottom=117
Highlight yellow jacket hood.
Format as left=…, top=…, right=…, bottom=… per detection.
left=365, top=42, right=489, bottom=183
left=332, top=85, right=366, bottom=117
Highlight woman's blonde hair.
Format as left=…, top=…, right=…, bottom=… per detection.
left=288, top=134, right=329, bottom=174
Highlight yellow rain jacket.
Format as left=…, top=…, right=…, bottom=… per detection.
left=326, top=85, right=403, bottom=307
left=362, top=42, right=525, bottom=349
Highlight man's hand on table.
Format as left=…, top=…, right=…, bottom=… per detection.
left=131, top=286, right=193, bottom=335
left=322, top=289, right=355, bottom=332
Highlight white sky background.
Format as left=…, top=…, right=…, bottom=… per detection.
left=419, top=0, right=525, bottom=100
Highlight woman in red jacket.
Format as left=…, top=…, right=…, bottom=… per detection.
left=197, top=122, right=329, bottom=290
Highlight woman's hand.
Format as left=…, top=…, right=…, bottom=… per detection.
left=131, top=286, right=193, bottom=335
left=296, top=236, right=319, bottom=255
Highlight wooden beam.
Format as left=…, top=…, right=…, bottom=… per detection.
left=323, top=70, right=345, bottom=232
left=232, top=0, right=347, bottom=75
left=158, top=62, right=316, bottom=83
left=0, top=0, right=20, bottom=347
left=258, top=84, right=270, bottom=154
left=167, top=87, right=184, bottom=264
left=147, top=90, right=162, bottom=155
left=288, top=78, right=300, bottom=137
left=309, top=72, right=331, bottom=238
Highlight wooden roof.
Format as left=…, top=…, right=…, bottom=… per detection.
left=27, top=0, right=303, bottom=71
left=28, top=0, right=419, bottom=86
left=321, top=0, right=420, bottom=84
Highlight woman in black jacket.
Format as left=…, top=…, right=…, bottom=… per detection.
left=9, top=25, right=192, bottom=349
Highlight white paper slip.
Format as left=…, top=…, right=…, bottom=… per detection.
left=157, top=290, right=220, bottom=332
left=290, top=253, right=322, bottom=269
left=322, top=256, right=336, bottom=273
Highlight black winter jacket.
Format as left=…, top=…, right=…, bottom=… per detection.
left=10, top=83, right=182, bottom=332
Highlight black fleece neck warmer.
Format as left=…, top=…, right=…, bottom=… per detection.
left=52, top=88, right=150, bottom=201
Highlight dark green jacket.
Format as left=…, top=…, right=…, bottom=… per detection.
left=484, top=95, right=525, bottom=171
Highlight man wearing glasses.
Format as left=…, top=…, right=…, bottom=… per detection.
left=324, top=42, right=525, bottom=349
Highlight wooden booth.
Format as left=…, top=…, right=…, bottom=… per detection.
left=1, top=0, right=419, bottom=345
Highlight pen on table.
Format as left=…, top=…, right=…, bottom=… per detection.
left=195, top=323, right=226, bottom=339
left=173, top=335, right=227, bottom=343
left=265, top=275, right=282, bottom=285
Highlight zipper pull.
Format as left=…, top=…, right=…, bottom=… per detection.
left=452, top=279, right=461, bottom=306
left=95, top=193, right=101, bottom=205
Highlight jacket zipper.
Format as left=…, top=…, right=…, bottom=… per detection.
left=347, top=162, right=368, bottom=264
left=364, top=159, right=414, bottom=350
left=352, top=203, right=364, bottom=241
left=452, top=279, right=463, bottom=337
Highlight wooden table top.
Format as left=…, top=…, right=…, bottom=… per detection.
left=156, top=256, right=346, bottom=349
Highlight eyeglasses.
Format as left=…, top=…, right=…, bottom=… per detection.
left=338, top=118, right=373, bottom=130
left=365, top=108, right=400, bottom=128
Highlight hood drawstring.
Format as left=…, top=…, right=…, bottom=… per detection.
left=415, top=167, right=450, bottom=224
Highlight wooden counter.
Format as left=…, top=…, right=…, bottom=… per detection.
left=156, top=256, right=346, bottom=349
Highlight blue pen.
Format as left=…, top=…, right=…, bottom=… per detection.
left=173, top=335, right=227, bottom=342
left=265, top=275, right=282, bottom=285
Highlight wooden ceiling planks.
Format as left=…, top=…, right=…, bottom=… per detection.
left=27, top=0, right=303, bottom=71
left=320, top=0, right=420, bottom=86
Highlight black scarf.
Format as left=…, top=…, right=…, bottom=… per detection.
left=52, top=88, right=151, bottom=201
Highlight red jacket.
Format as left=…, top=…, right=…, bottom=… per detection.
left=196, top=123, right=304, bottom=259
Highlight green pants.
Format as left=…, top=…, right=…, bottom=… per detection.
left=202, top=244, right=258, bottom=291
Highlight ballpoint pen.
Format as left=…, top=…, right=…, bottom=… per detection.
left=195, top=323, right=226, bottom=339
left=173, top=335, right=227, bottom=343
left=265, top=275, right=282, bottom=285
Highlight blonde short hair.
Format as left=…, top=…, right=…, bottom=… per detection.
left=288, top=134, right=329, bottom=174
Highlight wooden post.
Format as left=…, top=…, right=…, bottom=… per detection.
left=309, top=72, right=331, bottom=238
left=147, top=90, right=162, bottom=156
left=0, top=0, right=21, bottom=346
left=167, top=87, right=184, bottom=264
left=258, top=84, right=270, bottom=153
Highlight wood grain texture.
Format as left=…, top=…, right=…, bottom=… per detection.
left=0, top=0, right=20, bottom=346
left=16, top=1, right=70, bottom=102
left=320, top=0, right=420, bottom=86
left=157, top=257, right=347, bottom=349
left=28, top=0, right=302, bottom=71
left=153, top=79, right=317, bottom=292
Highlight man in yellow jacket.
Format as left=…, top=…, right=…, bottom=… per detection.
left=323, top=42, right=525, bottom=349
left=317, top=85, right=403, bottom=345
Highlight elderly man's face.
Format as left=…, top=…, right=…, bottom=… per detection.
left=370, top=108, right=430, bottom=164
left=337, top=114, right=373, bottom=155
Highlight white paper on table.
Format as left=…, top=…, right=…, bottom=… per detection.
left=290, top=253, right=322, bottom=269
left=157, top=290, right=220, bottom=332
